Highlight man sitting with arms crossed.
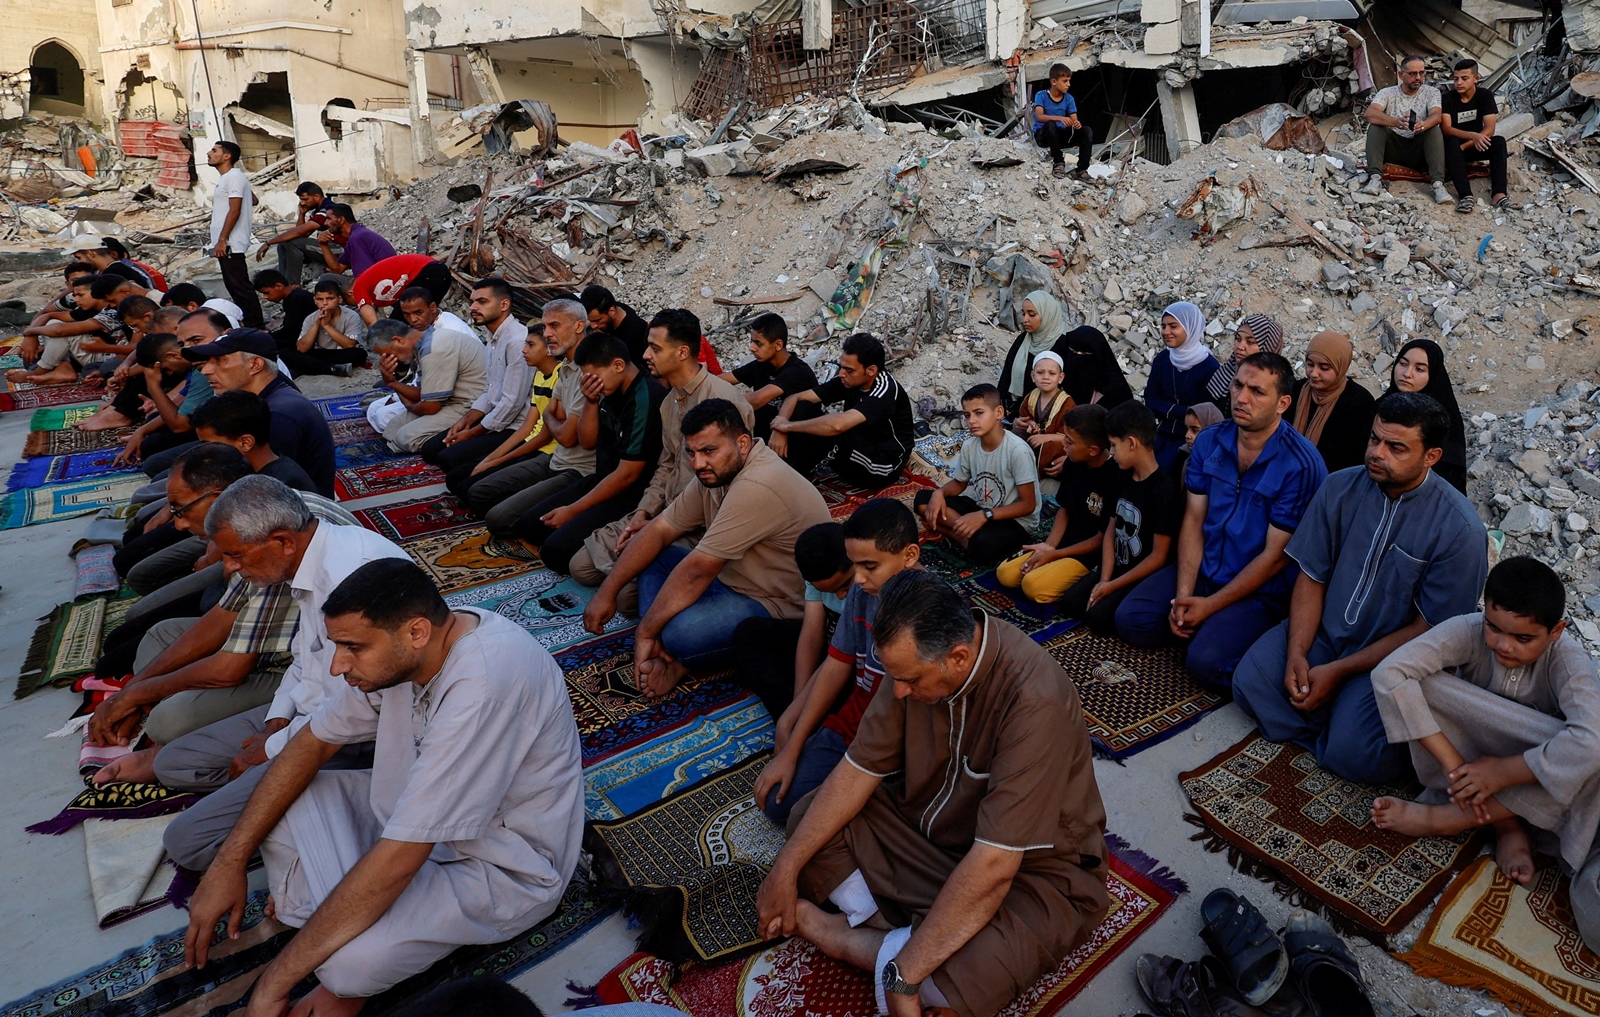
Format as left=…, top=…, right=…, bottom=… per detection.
left=758, top=569, right=1109, bottom=1017
left=364, top=318, right=488, bottom=453
left=770, top=333, right=915, bottom=490
left=583, top=398, right=830, bottom=698
left=1234, top=391, right=1488, bottom=784
left=184, top=558, right=583, bottom=1017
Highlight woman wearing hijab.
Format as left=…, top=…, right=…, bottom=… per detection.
left=1208, top=314, right=1283, bottom=414
left=1169, top=401, right=1226, bottom=489
left=1387, top=338, right=1469, bottom=493
left=1288, top=330, right=1376, bottom=474
left=1144, top=301, right=1220, bottom=467
left=997, top=290, right=1133, bottom=414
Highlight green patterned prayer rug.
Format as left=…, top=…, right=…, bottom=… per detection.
left=16, top=591, right=138, bottom=697
left=0, top=474, right=145, bottom=529
left=28, top=405, right=97, bottom=431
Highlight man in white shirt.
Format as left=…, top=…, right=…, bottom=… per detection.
left=206, top=141, right=265, bottom=328
left=184, top=557, right=583, bottom=1017
left=418, top=277, right=533, bottom=473
left=156, top=475, right=408, bottom=871
left=1361, top=54, right=1450, bottom=204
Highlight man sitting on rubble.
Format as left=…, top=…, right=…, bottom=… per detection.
left=8, top=274, right=134, bottom=386
left=316, top=203, right=398, bottom=278
left=254, top=180, right=334, bottom=284
left=721, top=312, right=820, bottom=441
left=364, top=318, right=488, bottom=453
left=1361, top=54, right=1450, bottom=205
left=183, top=558, right=583, bottom=1017
left=757, top=569, right=1109, bottom=1017
left=1442, top=58, right=1511, bottom=213
left=568, top=309, right=753, bottom=614
left=770, top=333, right=916, bottom=491
left=1233, top=391, right=1488, bottom=785
left=583, top=398, right=830, bottom=698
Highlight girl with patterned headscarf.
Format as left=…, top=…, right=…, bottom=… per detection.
left=1207, top=314, right=1284, bottom=410
left=1143, top=302, right=1221, bottom=467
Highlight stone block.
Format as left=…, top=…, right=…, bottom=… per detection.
left=1570, top=469, right=1600, bottom=499
left=1140, top=0, right=1180, bottom=23
left=1501, top=502, right=1552, bottom=535
left=1144, top=19, right=1182, bottom=54
left=1517, top=448, right=1551, bottom=476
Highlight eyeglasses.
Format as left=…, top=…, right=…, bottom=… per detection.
left=168, top=489, right=219, bottom=517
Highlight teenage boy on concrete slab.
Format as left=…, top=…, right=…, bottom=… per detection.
left=1362, top=54, right=1450, bottom=204
left=582, top=398, right=830, bottom=698
left=771, top=332, right=915, bottom=490
left=1370, top=557, right=1600, bottom=953
left=1233, top=390, right=1488, bottom=784
left=206, top=141, right=266, bottom=328
left=1442, top=57, right=1511, bottom=213
left=722, top=312, right=820, bottom=440
left=418, top=277, right=532, bottom=473
left=916, top=384, right=1039, bottom=563
left=1033, top=63, right=1094, bottom=180
left=254, top=180, right=333, bottom=283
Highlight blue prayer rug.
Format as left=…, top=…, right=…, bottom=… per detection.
left=6, top=449, right=140, bottom=493
left=311, top=392, right=368, bottom=421
left=446, top=570, right=635, bottom=655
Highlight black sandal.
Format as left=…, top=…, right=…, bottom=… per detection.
left=1137, top=954, right=1271, bottom=1017
left=1284, top=910, right=1375, bottom=1017
left=1199, top=889, right=1289, bottom=1006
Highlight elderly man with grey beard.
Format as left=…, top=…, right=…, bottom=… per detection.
left=125, top=475, right=410, bottom=873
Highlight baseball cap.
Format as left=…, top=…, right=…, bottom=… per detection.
left=182, top=328, right=279, bottom=362
left=64, top=235, right=109, bottom=255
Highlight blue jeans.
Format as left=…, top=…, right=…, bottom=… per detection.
left=1114, top=564, right=1288, bottom=693
left=1232, top=620, right=1412, bottom=785
left=639, top=544, right=771, bottom=671
left=765, top=726, right=848, bottom=825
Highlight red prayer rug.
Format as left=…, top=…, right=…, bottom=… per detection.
left=333, top=457, right=444, bottom=500
left=592, top=839, right=1184, bottom=1017
left=0, top=382, right=105, bottom=411
left=353, top=493, right=478, bottom=542
left=815, top=469, right=937, bottom=522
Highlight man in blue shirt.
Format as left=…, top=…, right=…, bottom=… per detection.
left=1033, top=64, right=1095, bottom=179
left=1233, top=391, right=1488, bottom=784
left=1116, top=353, right=1326, bottom=690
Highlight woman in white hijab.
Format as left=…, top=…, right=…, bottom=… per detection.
left=1142, top=301, right=1220, bottom=467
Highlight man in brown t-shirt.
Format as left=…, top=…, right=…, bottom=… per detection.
left=757, top=569, right=1109, bottom=1017
left=583, top=398, right=830, bottom=698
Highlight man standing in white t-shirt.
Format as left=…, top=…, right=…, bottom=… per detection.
left=1361, top=55, right=1450, bottom=204
left=207, top=141, right=265, bottom=328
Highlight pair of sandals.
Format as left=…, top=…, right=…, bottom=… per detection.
left=1050, top=161, right=1090, bottom=182
left=1457, top=194, right=1518, bottom=213
left=1137, top=889, right=1375, bottom=1017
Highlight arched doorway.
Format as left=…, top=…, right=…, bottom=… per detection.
left=29, top=41, right=85, bottom=113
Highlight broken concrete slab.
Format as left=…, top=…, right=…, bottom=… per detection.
left=0, top=246, right=65, bottom=274
left=1144, top=20, right=1183, bottom=54
left=686, top=141, right=753, bottom=177
left=1501, top=501, right=1553, bottom=535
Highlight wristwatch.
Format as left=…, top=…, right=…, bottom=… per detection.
left=882, top=959, right=922, bottom=996
left=983, top=507, right=995, bottom=521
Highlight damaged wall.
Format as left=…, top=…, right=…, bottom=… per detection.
left=1, top=0, right=104, bottom=121
left=469, top=37, right=650, bottom=147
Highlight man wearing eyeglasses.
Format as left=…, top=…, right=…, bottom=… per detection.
left=1361, top=54, right=1450, bottom=204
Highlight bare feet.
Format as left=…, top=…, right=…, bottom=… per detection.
left=636, top=656, right=689, bottom=699
left=265, top=895, right=277, bottom=921
left=75, top=408, right=134, bottom=431
left=93, top=746, right=159, bottom=786
left=1493, top=817, right=1535, bottom=885
left=287, top=985, right=366, bottom=1017
left=1370, top=796, right=1477, bottom=837
left=794, top=899, right=885, bottom=970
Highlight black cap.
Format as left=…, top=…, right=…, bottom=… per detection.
left=182, top=328, right=279, bottom=362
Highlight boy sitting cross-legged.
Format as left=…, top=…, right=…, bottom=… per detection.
left=1371, top=556, right=1600, bottom=953
left=914, top=383, right=1039, bottom=563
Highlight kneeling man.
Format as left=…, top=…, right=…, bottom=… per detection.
left=184, top=558, right=583, bottom=1016
left=757, top=569, right=1108, bottom=1017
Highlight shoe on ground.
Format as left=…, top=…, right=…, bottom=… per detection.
left=1432, top=181, right=1452, bottom=204
left=1456, top=195, right=1476, bottom=214
left=1283, top=910, right=1375, bottom=1017
left=1200, top=888, right=1289, bottom=1007
left=330, top=364, right=352, bottom=377
left=1360, top=174, right=1383, bottom=196
left=1052, top=161, right=1067, bottom=179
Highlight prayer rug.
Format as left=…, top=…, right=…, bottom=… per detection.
left=585, top=697, right=774, bottom=821
left=313, top=391, right=369, bottom=421
left=587, top=751, right=781, bottom=962
left=1398, top=855, right=1600, bottom=1017
left=446, top=569, right=635, bottom=654
left=0, top=381, right=103, bottom=411
left=16, top=591, right=138, bottom=697
left=1384, top=162, right=1489, bottom=182
left=1042, top=627, right=1226, bottom=759
left=335, top=437, right=398, bottom=470
left=28, top=405, right=97, bottom=430
left=22, top=425, right=135, bottom=457
left=593, top=840, right=1186, bottom=1016
left=919, top=545, right=1074, bottom=642
left=400, top=527, right=539, bottom=594
left=333, top=457, right=444, bottom=500
left=329, top=417, right=381, bottom=445
left=1181, top=734, right=1489, bottom=938
left=6, top=449, right=139, bottom=492
left=0, top=474, right=146, bottom=529
left=578, top=678, right=754, bottom=766
left=85, top=815, right=176, bottom=929
left=354, top=492, right=478, bottom=542
left=556, top=630, right=722, bottom=739
left=908, top=431, right=964, bottom=482
left=26, top=771, right=201, bottom=835
left=815, top=469, right=937, bottom=522
left=73, top=544, right=120, bottom=598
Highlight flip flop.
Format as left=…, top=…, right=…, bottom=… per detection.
left=1283, top=910, right=1375, bottom=1017
left=1199, top=889, right=1289, bottom=1006
left=1137, top=955, right=1271, bottom=1017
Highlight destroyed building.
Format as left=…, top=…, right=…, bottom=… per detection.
left=1, top=0, right=103, bottom=122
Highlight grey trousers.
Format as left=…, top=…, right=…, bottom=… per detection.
left=122, top=562, right=224, bottom=628
left=1366, top=124, right=1446, bottom=182
left=127, top=535, right=207, bottom=596
left=158, top=705, right=373, bottom=871
left=135, top=617, right=284, bottom=746
left=469, top=456, right=583, bottom=535
left=276, top=237, right=324, bottom=286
